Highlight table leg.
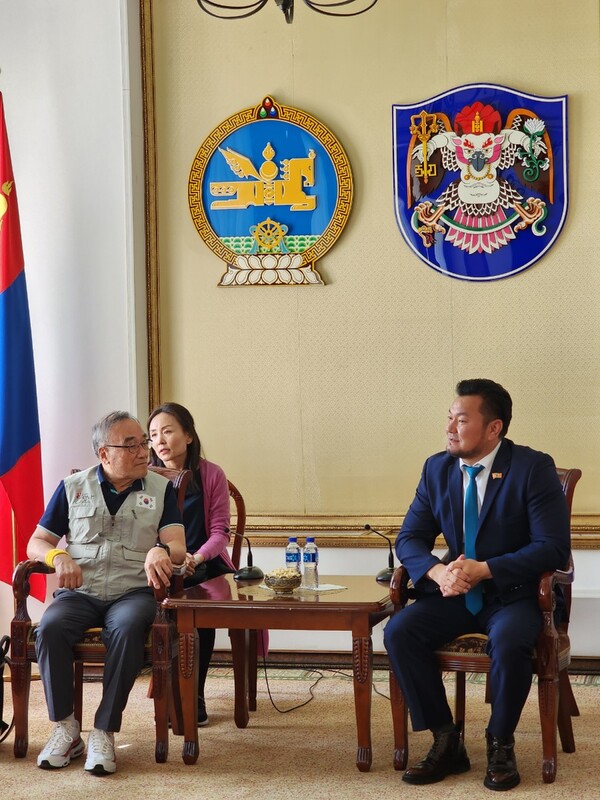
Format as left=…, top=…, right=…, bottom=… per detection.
left=248, top=629, right=258, bottom=712
left=178, top=629, right=199, bottom=764
left=352, top=634, right=373, bottom=772
left=169, top=645, right=184, bottom=736
left=230, top=628, right=250, bottom=728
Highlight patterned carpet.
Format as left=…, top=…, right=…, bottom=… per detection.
left=1, top=667, right=599, bottom=799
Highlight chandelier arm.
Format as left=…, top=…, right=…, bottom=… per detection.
left=196, top=0, right=269, bottom=19
left=303, top=0, right=379, bottom=15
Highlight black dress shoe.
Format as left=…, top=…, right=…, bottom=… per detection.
left=484, top=730, right=520, bottom=791
left=402, top=725, right=471, bottom=784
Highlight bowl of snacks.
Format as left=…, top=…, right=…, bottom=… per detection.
left=264, top=568, right=302, bottom=594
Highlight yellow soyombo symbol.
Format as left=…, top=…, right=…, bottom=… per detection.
left=0, top=180, right=14, bottom=231
left=210, top=142, right=316, bottom=211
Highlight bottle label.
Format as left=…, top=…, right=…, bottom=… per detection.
left=303, top=553, right=318, bottom=563
left=286, top=553, right=300, bottom=563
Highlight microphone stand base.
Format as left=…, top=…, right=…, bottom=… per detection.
left=376, top=568, right=395, bottom=584
left=233, top=566, right=264, bottom=582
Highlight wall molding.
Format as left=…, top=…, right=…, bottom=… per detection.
left=243, top=513, right=600, bottom=550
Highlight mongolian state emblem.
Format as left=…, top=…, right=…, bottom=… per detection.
left=393, top=84, right=568, bottom=281
left=188, top=96, right=353, bottom=286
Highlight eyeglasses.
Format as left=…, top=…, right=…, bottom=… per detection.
left=103, top=439, right=152, bottom=455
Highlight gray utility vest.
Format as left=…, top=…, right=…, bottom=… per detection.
left=63, top=466, right=168, bottom=601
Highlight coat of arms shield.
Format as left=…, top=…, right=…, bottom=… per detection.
left=393, top=84, right=568, bottom=281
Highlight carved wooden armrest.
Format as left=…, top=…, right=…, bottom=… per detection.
left=12, top=560, right=54, bottom=623
left=389, top=565, right=411, bottom=609
left=535, top=564, right=573, bottom=679
left=537, top=563, right=573, bottom=614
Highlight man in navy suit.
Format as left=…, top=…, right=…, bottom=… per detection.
left=384, top=379, right=570, bottom=791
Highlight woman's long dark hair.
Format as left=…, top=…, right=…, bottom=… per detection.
left=147, top=402, right=201, bottom=487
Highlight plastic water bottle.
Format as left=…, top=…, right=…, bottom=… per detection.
left=285, top=537, right=301, bottom=573
left=302, top=536, right=319, bottom=589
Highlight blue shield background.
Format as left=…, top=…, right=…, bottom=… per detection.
left=393, top=84, right=568, bottom=281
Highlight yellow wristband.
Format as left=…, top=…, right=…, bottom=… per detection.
left=44, top=548, right=69, bottom=568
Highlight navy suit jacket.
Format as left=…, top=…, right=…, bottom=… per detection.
left=396, top=439, right=571, bottom=604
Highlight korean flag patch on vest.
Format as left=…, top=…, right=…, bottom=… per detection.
left=136, top=493, right=157, bottom=510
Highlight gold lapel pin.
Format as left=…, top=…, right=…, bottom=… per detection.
left=492, top=472, right=503, bottom=479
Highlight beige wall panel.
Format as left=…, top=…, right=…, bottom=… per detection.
left=150, top=0, right=600, bottom=520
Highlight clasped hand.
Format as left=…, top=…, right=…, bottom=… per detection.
left=435, top=554, right=489, bottom=598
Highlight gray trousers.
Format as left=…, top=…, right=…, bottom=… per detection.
left=35, top=588, right=156, bottom=732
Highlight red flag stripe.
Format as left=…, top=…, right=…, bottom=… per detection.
left=0, top=94, right=24, bottom=293
left=0, top=92, right=45, bottom=601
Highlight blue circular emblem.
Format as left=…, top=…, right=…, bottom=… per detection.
left=189, top=96, right=353, bottom=286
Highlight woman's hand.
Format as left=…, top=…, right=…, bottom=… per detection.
left=185, top=551, right=205, bottom=576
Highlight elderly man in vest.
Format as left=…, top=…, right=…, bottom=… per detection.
left=27, top=411, right=186, bottom=776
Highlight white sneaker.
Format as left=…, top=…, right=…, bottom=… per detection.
left=84, top=728, right=116, bottom=775
left=37, top=719, right=85, bottom=769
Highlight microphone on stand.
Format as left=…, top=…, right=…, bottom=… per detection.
left=233, top=535, right=264, bottom=582
left=363, top=524, right=395, bottom=583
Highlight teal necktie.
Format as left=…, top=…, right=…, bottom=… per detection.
left=464, top=464, right=484, bottom=614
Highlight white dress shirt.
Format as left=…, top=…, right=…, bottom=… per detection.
left=459, top=440, right=502, bottom=539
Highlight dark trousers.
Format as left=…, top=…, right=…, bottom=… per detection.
left=383, top=593, right=542, bottom=739
left=35, top=588, right=156, bottom=732
left=197, top=628, right=215, bottom=699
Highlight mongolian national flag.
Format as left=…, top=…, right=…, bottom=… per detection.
left=0, top=92, right=45, bottom=601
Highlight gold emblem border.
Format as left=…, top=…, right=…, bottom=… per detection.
left=188, top=96, right=354, bottom=268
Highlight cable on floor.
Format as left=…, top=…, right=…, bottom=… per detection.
left=259, top=658, right=390, bottom=712
left=261, top=651, right=326, bottom=712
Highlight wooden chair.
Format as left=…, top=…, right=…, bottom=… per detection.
left=388, top=467, right=582, bottom=784
left=10, top=466, right=192, bottom=763
left=228, top=479, right=246, bottom=571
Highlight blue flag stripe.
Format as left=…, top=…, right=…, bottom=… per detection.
left=0, top=270, right=40, bottom=475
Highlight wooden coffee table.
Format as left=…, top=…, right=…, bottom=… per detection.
left=160, top=574, right=393, bottom=771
